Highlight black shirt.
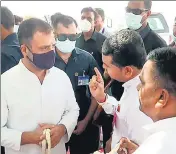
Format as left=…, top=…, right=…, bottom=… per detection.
left=76, top=31, right=106, bottom=73
left=54, top=48, right=99, bottom=120
left=139, top=24, right=167, bottom=54
left=1, top=33, right=23, bottom=74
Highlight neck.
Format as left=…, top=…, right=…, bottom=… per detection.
left=83, top=29, right=94, bottom=41
left=2, top=29, right=14, bottom=41
left=56, top=48, right=72, bottom=63
left=22, top=58, right=46, bottom=83
left=95, top=24, right=103, bottom=32
left=153, top=100, right=176, bottom=122
left=138, top=22, right=148, bottom=32
left=126, top=69, right=141, bottom=82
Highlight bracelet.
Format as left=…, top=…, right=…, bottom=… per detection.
left=97, top=93, right=108, bottom=105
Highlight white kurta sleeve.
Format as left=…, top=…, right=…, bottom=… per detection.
left=58, top=75, right=79, bottom=143
left=1, top=85, right=22, bottom=151
left=101, top=95, right=119, bottom=115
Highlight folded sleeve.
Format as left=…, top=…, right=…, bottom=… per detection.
left=58, top=75, right=80, bottom=143
left=1, top=81, right=22, bottom=151
left=101, top=95, right=119, bottom=115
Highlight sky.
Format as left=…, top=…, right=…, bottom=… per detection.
left=2, top=1, right=176, bottom=31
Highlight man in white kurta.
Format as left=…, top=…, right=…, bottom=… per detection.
left=1, top=60, right=79, bottom=154
left=116, top=47, right=176, bottom=154
left=1, top=18, right=79, bottom=154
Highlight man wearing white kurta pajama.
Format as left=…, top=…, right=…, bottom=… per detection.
left=1, top=18, right=79, bottom=154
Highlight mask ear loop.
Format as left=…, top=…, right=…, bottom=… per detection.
left=25, top=45, right=34, bottom=62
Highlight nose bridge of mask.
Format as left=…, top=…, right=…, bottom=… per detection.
left=125, top=12, right=143, bottom=30
left=80, top=19, right=91, bottom=32
left=56, top=39, right=76, bottom=53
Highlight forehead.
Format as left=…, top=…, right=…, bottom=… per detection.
left=31, top=31, right=55, bottom=47
left=56, top=23, right=77, bottom=34
left=102, top=55, right=113, bottom=65
left=96, top=15, right=102, bottom=20
left=141, top=60, right=156, bottom=80
left=128, top=1, right=145, bottom=9
left=81, top=11, right=95, bottom=19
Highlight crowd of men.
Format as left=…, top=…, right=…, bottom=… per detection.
left=1, top=0, right=176, bottom=154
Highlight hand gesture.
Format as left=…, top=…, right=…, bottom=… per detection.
left=89, top=67, right=105, bottom=102
left=117, top=138, right=139, bottom=154
left=73, top=120, right=88, bottom=135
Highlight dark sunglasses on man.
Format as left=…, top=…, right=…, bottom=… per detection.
left=56, top=33, right=81, bottom=41
left=125, top=7, right=148, bottom=15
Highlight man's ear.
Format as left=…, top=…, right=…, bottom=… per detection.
left=124, top=66, right=133, bottom=77
left=20, top=44, right=28, bottom=57
left=155, top=89, right=169, bottom=108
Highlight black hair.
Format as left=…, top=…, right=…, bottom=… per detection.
left=144, top=0, right=152, bottom=10
left=147, top=47, right=176, bottom=96
left=18, top=18, right=52, bottom=46
left=51, top=13, right=78, bottom=29
left=81, top=7, right=98, bottom=19
left=14, top=15, right=23, bottom=25
left=102, top=29, right=147, bottom=69
left=95, top=8, right=105, bottom=21
left=50, top=12, right=62, bottom=27
left=1, top=6, right=15, bottom=29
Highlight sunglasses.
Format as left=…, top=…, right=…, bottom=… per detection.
left=56, top=34, right=81, bottom=41
left=126, top=7, right=148, bottom=15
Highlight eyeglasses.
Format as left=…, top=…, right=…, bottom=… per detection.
left=56, top=33, right=81, bottom=41
left=125, top=7, right=148, bottom=15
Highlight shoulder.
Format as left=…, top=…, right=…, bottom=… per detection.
left=75, top=47, right=96, bottom=61
left=51, top=66, right=68, bottom=78
left=96, top=32, right=107, bottom=42
left=147, top=30, right=167, bottom=46
left=135, top=131, right=176, bottom=154
left=1, top=44, right=22, bottom=61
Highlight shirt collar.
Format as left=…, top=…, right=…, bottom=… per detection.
left=122, top=75, right=140, bottom=89
left=1, top=33, right=19, bottom=46
left=100, top=27, right=105, bottom=34
left=18, top=60, right=51, bottom=77
left=143, top=117, right=176, bottom=135
left=81, top=30, right=98, bottom=41
left=138, top=24, right=151, bottom=39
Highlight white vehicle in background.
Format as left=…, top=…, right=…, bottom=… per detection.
left=104, top=12, right=171, bottom=45
left=148, top=12, right=171, bottom=45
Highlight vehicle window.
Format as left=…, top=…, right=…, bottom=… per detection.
left=148, top=18, right=164, bottom=31
left=148, top=14, right=169, bottom=33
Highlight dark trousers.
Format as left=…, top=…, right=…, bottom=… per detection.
left=1, top=146, right=5, bottom=154
left=66, top=121, right=99, bottom=154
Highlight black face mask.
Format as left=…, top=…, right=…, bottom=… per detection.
left=27, top=49, right=56, bottom=70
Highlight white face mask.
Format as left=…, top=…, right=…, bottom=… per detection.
left=172, top=34, right=176, bottom=43
left=56, top=39, right=76, bottom=53
left=80, top=19, right=91, bottom=32
left=125, top=12, right=143, bottom=30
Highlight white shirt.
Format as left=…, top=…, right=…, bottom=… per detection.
left=1, top=61, right=79, bottom=154
left=133, top=117, right=176, bottom=154
left=101, top=76, right=153, bottom=149
left=99, top=27, right=114, bottom=38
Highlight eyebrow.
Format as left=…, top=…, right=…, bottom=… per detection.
left=39, top=43, right=55, bottom=49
